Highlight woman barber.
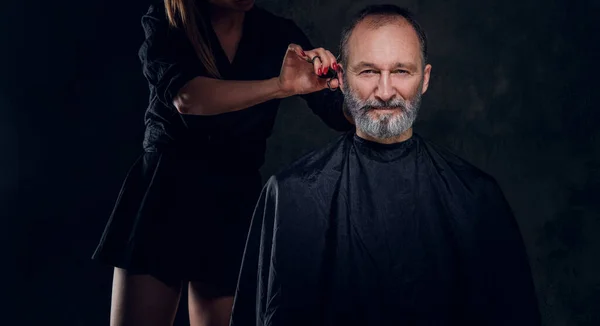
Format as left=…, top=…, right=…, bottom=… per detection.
left=92, top=1, right=351, bottom=326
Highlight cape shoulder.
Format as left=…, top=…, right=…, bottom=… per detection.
left=415, top=135, right=513, bottom=226
left=259, top=132, right=352, bottom=213
left=417, top=134, right=502, bottom=193
left=273, top=132, right=352, bottom=185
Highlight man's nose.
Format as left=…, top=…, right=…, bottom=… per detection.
left=374, top=72, right=395, bottom=103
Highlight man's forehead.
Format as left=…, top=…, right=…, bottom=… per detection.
left=346, top=19, right=422, bottom=67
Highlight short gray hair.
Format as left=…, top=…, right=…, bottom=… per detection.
left=338, top=5, right=428, bottom=68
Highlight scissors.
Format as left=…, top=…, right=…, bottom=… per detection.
left=306, top=54, right=341, bottom=91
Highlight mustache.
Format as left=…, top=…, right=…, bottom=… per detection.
left=359, top=98, right=408, bottom=112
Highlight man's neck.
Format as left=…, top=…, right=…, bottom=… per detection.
left=356, top=128, right=413, bottom=144
left=210, top=6, right=245, bottom=34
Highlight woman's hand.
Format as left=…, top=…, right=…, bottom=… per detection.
left=277, top=43, right=341, bottom=97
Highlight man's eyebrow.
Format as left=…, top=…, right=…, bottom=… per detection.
left=352, top=61, right=418, bottom=71
left=353, top=61, right=378, bottom=69
left=394, top=62, right=418, bottom=70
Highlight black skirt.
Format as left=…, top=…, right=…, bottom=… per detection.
left=92, top=150, right=263, bottom=294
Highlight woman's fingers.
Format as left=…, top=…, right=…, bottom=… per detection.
left=324, top=49, right=339, bottom=73
left=326, top=77, right=340, bottom=90
left=287, top=43, right=340, bottom=78
left=304, top=48, right=338, bottom=77
left=303, top=49, right=323, bottom=76
left=287, top=43, right=307, bottom=59
left=283, top=43, right=342, bottom=92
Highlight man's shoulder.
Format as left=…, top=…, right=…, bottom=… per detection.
left=417, top=135, right=510, bottom=218
left=270, top=132, right=352, bottom=189
left=418, top=134, right=500, bottom=191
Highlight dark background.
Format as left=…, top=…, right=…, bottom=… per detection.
left=3, top=0, right=598, bottom=325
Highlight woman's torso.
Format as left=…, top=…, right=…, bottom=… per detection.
left=140, top=3, right=299, bottom=170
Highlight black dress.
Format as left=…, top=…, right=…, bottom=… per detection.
left=92, top=2, right=353, bottom=296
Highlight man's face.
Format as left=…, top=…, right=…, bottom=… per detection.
left=340, top=17, right=431, bottom=140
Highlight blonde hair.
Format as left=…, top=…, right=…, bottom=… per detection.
left=164, top=0, right=221, bottom=78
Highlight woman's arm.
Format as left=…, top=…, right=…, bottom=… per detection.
left=140, top=6, right=305, bottom=116
left=173, top=41, right=340, bottom=116
left=173, top=77, right=285, bottom=115
left=140, top=5, right=343, bottom=118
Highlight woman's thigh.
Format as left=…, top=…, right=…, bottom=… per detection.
left=110, top=267, right=183, bottom=326
left=188, top=281, right=235, bottom=326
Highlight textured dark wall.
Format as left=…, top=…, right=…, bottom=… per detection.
left=261, top=1, right=599, bottom=324
left=3, top=0, right=597, bottom=325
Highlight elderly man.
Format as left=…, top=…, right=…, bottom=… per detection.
left=230, top=4, right=540, bottom=326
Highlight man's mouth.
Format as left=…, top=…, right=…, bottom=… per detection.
left=369, top=106, right=402, bottom=112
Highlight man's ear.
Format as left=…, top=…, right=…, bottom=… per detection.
left=337, top=63, right=346, bottom=94
left=422, top=64, right=432, bottom=94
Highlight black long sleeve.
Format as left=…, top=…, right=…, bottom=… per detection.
left=138, top=4, right=209, bottom=108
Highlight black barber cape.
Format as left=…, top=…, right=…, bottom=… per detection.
left=230, top=132, right=541, bottom=326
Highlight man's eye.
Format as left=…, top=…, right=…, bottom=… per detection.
left=361, top=70, right=376, bottom=74
left=393, top=70, right=409, bottom=74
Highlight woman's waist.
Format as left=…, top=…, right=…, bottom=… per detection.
left=144, top=119, right=267, bottom=144
left=144, top=101, right=276, bottom=139
left=143, top=133, right=266, bottom=170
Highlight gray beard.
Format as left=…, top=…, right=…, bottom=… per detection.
left=344, top=82, right=422, bottom=139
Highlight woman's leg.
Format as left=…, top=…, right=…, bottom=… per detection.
left=188, top=281, right=235, bottom=326
left=110, top=267, right=182, bottom=326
